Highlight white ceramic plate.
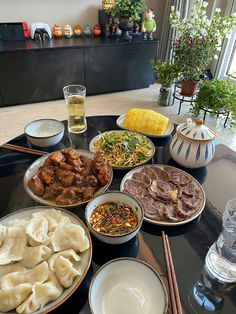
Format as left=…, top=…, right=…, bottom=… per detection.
left=120, top=164, right=206, bottom=226
left=116, top=114, right=174, bottom=138
left=89, top=130, right=155, bottom=170
left=0, top=206, right=92, bottom=314
left=89, top=258, right=168, bottom=314
left=24, top=149, right=113, bottom=208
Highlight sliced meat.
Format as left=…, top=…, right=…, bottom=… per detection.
left=162, top=203, right=180, bottom=222
left=175, top=199, right=197, bottom=219
left=181, top=193, right=201, bottom=209
left=141, top=167, right=158, bottom=181
left=56, top=188, right=78, bottom=205
left=28, top=174, right=45, bottom=196
left=56, top=170, right=75, bottom=187
left=152, top=167, right=171, bottom=181
left=141, top=198, right=166, bottom=221
left=165, top=168, right=191, bottom=186
left=149, top=180, right=179, bottom=202
left=132, top=172, right=152, bottom=187
left=182, top=183, right=197, bottom=196
left=83, top=187, right=96, bottom=201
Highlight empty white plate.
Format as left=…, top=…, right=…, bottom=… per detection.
left=89, top=258, right=168, bottom=314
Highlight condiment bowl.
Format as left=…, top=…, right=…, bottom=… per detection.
left=85, top=191, right=144, bottom=245
left=24, top=119, right=64, bottom=147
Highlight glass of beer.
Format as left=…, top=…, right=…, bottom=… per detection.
left=63, top=85, right=87, bottom=134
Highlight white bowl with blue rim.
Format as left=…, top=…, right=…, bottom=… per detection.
left=169, top=118, right=215, bottom=168
left=24, top=119, right=64, bottom=147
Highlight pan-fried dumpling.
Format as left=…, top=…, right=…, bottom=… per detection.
left=26, top=217, right=50, bottom=245
left=0, top=224, right=7, bottom=247
left=16, top=272, right=63, bottom=314
left=0, top=261, right=49, bottom=289
left=0, top=283, right=32, bottom=312
left=32, top=209, right=69, bottom=231
left=8, top=219, right=29, bottom=230
left=0, top=263, right=26, bottom=279
left=48, top=249, right=81, bottom=272
left=0, top=226, right=27, bottom=265
left=55, top=256, right=80, bottom=288
left=51, top=223, right=89, bottom=252
left=20, top=245, right=52, bottom=268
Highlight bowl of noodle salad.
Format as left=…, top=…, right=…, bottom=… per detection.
left=89, top=130, right=155, bottom=169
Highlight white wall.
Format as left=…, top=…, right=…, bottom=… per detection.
left=0, top=0, right=165, bottom=38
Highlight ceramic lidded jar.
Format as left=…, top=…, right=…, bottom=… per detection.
left=169, top=118, right=215, bottom=168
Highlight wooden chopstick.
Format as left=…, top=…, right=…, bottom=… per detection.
left=1, top=143, right=47, bottom=157
left=162, top=231, right=183, bottom=314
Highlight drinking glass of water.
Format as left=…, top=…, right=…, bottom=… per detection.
left=63, top=85, right=87, bottom=134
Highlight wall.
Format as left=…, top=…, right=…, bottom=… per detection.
left=0, top=0, right=166, bottom=38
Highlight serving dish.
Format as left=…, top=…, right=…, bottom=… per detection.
left=89, top=257, right=168, bottom=314
left=24, top=149, right=113, bottom=208
left=116, top=114, right=174, bottom=138
left=0, top=206, right=92, bottom=314
left=89, top=130, right=155, bottom=170
left=85, top=191, right=143, bottom=245
left=120, top=164, right=206, bottom=226
left=24, top=119, right=64, bottom=147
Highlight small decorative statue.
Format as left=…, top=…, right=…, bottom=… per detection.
left=64, top=24, right=73, bottom=38
left=53, top=24, right=63, bottom=38
left=133, top=21, right=140, bottom=34
left=73, top=24, right=82, bottom=37
left=141, top=8, right=156, bottom=40
left=93, top=24, right=102, bottom=36
left=83, top=24, right=92, bottom=36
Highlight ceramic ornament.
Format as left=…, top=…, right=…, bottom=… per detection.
left=53, top=24, right=63, bottom=38
left=64, top=24, right=73, bottom=38
left=83, top=24, right=92, bottom=36
left=93, top=24, right=101, bottom=36
left=73, top=24, right=82, bottom=37
left=142, top=8, right=156, bottom=40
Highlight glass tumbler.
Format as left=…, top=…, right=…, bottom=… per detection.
left=63, top=85, right=87, bottom=134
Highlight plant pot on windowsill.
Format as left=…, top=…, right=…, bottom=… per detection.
left=119, top=17, right=134, bottom=41
left=180, top=80, right=199, bottom=97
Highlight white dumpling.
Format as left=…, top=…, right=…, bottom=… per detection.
left=0, top=224, right=7, bottom=247
left=32, top=209, right=70, bottom=231
left=0, top=283, right=32, bottom=312
left=0, top=261, right=49, bottom=289
left=0, top=263, right=26, bottom=279
left=8, top=219, right=29, bottom=230
left=0, top=226, right=27, bottom=265
left=26, top=216, right=50, bottom=245
left=54, top=256, right=80, bottom=288
left=48, top=249, right=81, bottom=273
left=20, top=245, right=52, bottom=268
left=16, top=272, right=63, bottom=314
left=51, top=223, right=89, bottom=252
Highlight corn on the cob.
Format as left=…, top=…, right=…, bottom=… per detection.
left=123, top=108, right=169, bottom=135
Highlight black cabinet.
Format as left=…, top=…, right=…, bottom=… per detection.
left=0, top=38, right=158, bottom=106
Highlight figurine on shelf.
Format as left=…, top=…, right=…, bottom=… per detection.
left=73, top=24, right=82, bottom=37
left=105, top=23, right=110, bottom=36
left=141, top=8, right=156, bottom=40
left=93, top=24, right=102, bottom=36
left=64, top=24, right=73, bottom=38
left=133, top=21, right=140, bottom=34
left=83, top=24, right=92, bottom=37
left=53, top=24, right=63, bottom=38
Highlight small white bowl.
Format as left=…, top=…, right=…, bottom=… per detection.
left=24, top=119, right=64, bottom=147
left=85, top=191, right=143, bottom=245
left=89, top=258, right=168, bottom=314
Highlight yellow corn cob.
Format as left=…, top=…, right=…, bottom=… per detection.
left=123, top=108, right=169, bottom=135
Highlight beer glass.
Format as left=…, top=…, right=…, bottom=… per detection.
left=63, top=85, right=87, bottom=134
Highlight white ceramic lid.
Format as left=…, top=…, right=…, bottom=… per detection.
left=177, top=118, right=215, bottom=141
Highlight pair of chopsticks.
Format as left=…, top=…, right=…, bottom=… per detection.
left=1, top=143, right=47, bottom=157
left=162, top=231, right=183, bottom=314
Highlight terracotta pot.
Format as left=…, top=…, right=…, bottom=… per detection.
left=180, top=80, right=199, bottom=96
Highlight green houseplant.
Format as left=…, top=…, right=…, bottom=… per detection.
left=190, top=79, right=236, bottom=127
left=170, top=0, right=236, bottom=96
left=150, top=59, right=179, bottom=106
left=111, top=0, right=146, bottom=40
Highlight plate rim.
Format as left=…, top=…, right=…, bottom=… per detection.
left=89, top=130, right=156, bottom=170
left=88, top=257, right=168, bottom=314
left=0, top=206, right=93, bottom=314
left=120, top=164, right=206, bottom=226
left=23, top=149, right=113, bottom=208
left=116, top=114, right=174, bottom=138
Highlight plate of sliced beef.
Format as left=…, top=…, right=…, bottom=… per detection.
left=24, top=148, right=113, bottom=208
left=120, top=164, right=206, bottom=226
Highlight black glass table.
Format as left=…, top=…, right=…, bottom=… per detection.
left=0, top=115, right=236, bottom=314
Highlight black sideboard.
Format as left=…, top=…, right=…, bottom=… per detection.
left=0, top=37, right=158, bottom=107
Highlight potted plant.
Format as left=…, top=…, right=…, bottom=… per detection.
left=190, top=79, right=236, bottom=127
left=170, top=0, right=236, bottom=96
left=111, top=0, right=146, bottom=40
left=150, top=59, right=179, bottom=106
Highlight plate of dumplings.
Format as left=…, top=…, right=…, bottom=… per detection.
left=0, top=206, right=92, bottom=314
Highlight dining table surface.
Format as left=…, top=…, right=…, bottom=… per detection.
left=0, top=115, right=236, bottom=314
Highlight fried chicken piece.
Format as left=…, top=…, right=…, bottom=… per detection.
left=63, top=148, right=79, bottom=160
left=56, top=170, right=75, bottom=187
left=28, top=174, right=45, bottom=196
left=74, top=173, right=84, bottom=186
left=42, top=182, right=64, bottom=200
left=69, top=186, right=84, bottom=195
left=38, top=165, right=55, bottom=185
left=56, top=188, right=78, bottom=205
left=92, top=152, right=110, bottom=185
left=79, top=155, right=93, bottom=176
left=45, top=151, right=65, bottom=165
left=85, top=175, right=98, bottom=187
left=83, top=187, right=96, bottom=201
